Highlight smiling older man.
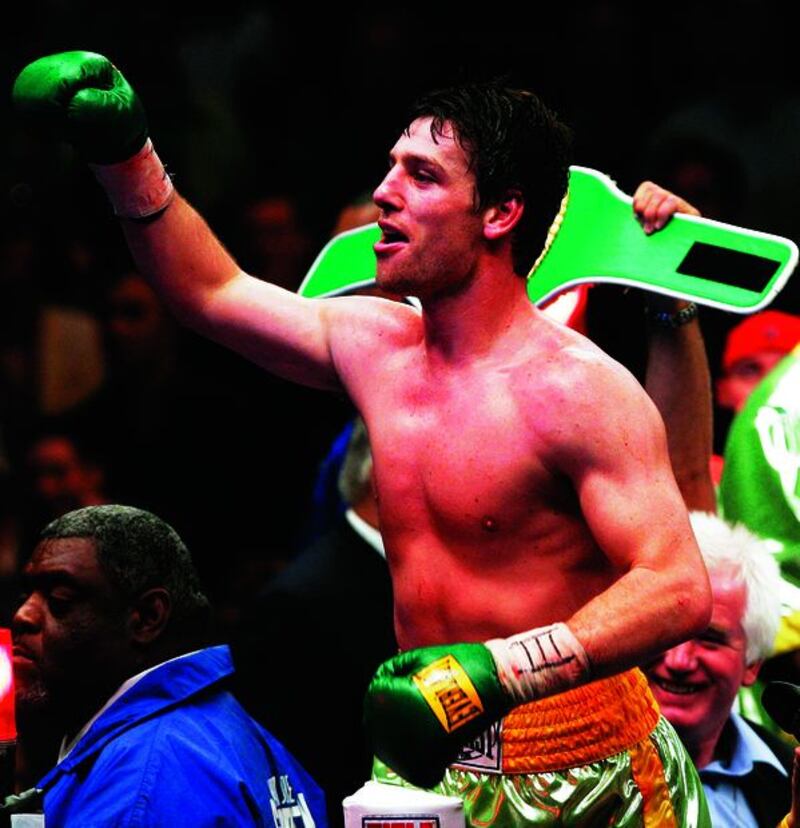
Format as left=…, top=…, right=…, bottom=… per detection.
left=646, top=511, right=791, bottom=827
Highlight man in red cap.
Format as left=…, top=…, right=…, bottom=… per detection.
left=717, top=311, right=800, bottom=415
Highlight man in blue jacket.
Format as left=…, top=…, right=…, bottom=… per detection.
left=12, top=504, right=326, bottom=826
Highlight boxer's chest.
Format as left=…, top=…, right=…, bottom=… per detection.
left=364, top=364, right=567, bottom=539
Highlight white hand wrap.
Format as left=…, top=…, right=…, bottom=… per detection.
left=89, top=139, right=175, bottom=219
left=485, top=622, right=591, bottom=704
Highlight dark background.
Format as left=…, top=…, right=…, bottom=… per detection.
left=3, top=2, right=800, bottom=249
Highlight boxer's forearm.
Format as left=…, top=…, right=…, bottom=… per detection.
left=362, top=567, right=706, bottom=790
left=14, top=51, right=257, bottom=325
left=122, top=199, right=343, bottom=390
left=121, top=194, right=241, bottom=327
left=362, top=540, right=711, bottom=788
left=566, top=550, right=712, bottom=680
left=487, top=532, right=710, bottom=697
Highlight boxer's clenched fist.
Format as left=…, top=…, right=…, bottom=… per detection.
left=364, top=642, right=509, bottom=788
left=365, top=623, right=591, bottom=787
left=13, top=51, right=147, bottom=164
left=14, top=51, right=173, bottom=218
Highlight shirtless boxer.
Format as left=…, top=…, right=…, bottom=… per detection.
left=14, top=53, right=712, bottom=825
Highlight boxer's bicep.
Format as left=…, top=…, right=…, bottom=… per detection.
left=573, top=390, right=686, bottom=573
left=547, top=371, right=711, bottom=673
left=203, top=274, right=348, bottom=390
left=201, top=278, right=413, bottom=395
left=545, top=361, right=683, bottom=571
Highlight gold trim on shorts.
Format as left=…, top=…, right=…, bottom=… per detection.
left=454, top=668, right=661, bottom=774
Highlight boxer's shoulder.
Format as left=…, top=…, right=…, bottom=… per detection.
left=517, top=329, right=638, bottom=408
left=325, top=295, right=423, bottom=395
left=326, top=294, right=422, bottom=350
left=516, top=334, right=660, bottom=463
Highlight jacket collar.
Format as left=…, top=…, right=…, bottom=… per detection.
left=39, top=645, right=233, bottom=788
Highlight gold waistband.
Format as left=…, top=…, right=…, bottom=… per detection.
left=500, top=668, right=660, bottom=773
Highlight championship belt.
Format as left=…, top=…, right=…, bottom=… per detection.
left=298, top=166, right=797, bottom=312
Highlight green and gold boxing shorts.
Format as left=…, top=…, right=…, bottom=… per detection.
left=373, top=668, right=709, bottom=827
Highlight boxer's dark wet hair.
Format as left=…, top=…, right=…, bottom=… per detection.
left=41, top=505, right=210, bottom=634
left=408, top=82, right=572, bottom=276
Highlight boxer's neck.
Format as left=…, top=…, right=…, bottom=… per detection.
left=421, top=262, right=533, bottom=366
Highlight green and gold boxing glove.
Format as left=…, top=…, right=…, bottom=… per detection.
left=13, top=51, right=173, bottom=218
left=364, top=643, right=509, bottom=789
left=364, top=623, right=591, bottom=788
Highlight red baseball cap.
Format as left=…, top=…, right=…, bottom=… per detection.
left=722, top=310, right=800, bottom=371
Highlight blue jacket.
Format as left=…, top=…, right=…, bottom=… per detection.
left=37, top=646, right=327, bottom=827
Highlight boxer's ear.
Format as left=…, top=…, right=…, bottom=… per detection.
left=483, top=189, right=524, bottom=241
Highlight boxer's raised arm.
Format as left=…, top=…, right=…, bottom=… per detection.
left=119, top=195, right=344, bottom=390
left=13, top=51, right=349, bottom=391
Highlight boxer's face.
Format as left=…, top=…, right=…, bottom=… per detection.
left=645, top=568, right=759, bottom=761
left=12, top=537, right=129, bottom=721
left=372, top=117, right=485, bottom=299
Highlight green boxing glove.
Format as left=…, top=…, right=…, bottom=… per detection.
left=13, top=50, right=146, bottom=163
left=364, top=623, right=591, bottom=788
left=364, top=643, right=509, bottom=789
left=12, top=51, right=173, bottom=218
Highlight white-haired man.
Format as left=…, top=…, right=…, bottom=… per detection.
left=646, top=511, right=792, bottom=827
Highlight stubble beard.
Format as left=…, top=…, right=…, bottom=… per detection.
left=376, top=245, right=472, bottom=302
left=376, top=263, right=422, bottom=298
